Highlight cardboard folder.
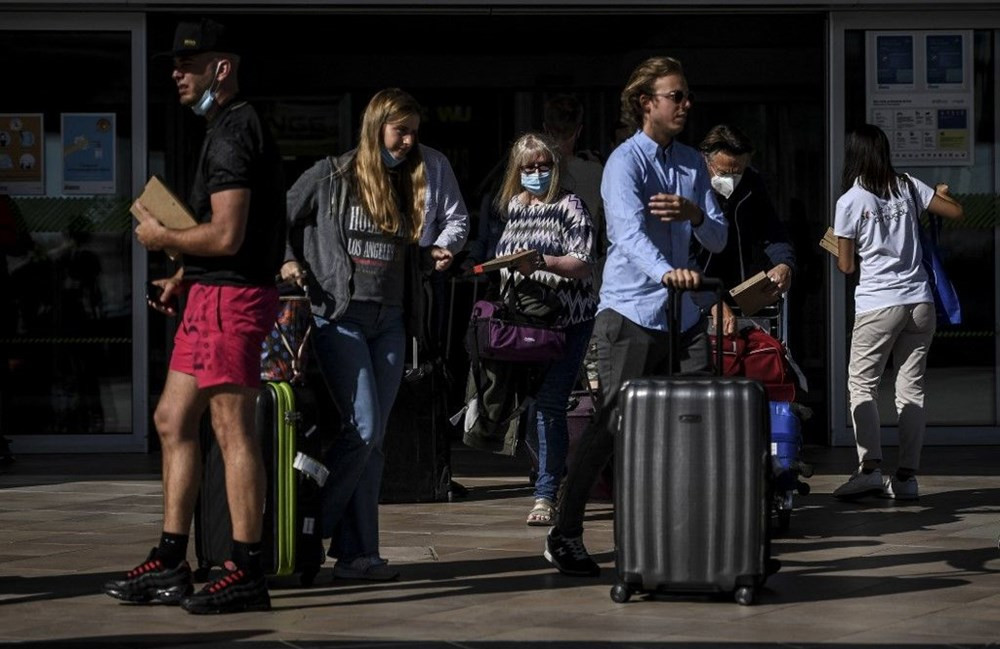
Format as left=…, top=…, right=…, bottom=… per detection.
left=130, top=175, right=196, bottom=230
left=729, top=270, right=780, bottom=317
left=819, top=226, right=839, bottom=258
left=469, top=249, right=537, bottom=275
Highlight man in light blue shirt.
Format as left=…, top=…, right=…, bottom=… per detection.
left=545, top=56, right=727, bottom=578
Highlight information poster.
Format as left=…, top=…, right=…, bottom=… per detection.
left=62, top=112, right=116, bottom=195
left=867, top=31, right=973, bottom=166
left=0, top=113, right=45, bottom=195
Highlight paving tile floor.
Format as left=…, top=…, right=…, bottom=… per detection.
left=1, top=443, right=999, bottom=648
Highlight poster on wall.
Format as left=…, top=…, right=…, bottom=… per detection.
left=0, top=113, right=45, bottom=195
left=61, top=112, right=116, bottom=195
left=866, top=31, right=974, bottom=166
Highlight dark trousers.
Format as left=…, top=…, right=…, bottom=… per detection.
left=555, top=309, right=710, bottom=538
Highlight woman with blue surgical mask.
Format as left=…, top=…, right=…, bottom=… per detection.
left=490, top=132, right=597, bottom=526
left=282, top=88, right=437, bottom=582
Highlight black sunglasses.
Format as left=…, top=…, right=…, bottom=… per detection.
left=649, top=90, right=695, bottom=104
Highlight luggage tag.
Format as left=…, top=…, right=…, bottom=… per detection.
left=293, top=452, right=330, bottom=487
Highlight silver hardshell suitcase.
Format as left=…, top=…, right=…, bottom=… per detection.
left=610, top=279, right=776, bottom=605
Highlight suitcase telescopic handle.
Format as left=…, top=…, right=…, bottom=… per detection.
left=666, top=276, right=725, bottom=377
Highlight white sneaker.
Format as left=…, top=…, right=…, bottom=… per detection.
left=884, top=475, right=919, bottom=500
left=833, top=468, right=884, bottom=499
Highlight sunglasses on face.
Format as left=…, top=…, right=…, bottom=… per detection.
left=520, top=163, right=553, bottom=173
left=649, top=90, right=695, bottom=104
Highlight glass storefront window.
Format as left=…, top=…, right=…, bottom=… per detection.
left=843, top=28, right=998, bottom=428
left=0, top=31, right=133, bottom=436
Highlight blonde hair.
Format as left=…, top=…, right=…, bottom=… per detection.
left=353, top=88, right=426, bottom=242
left=494, top=132, right=562, bottom=211
left=620, top=56, right=685, bottom=132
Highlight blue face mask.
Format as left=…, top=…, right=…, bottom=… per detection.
left=381, top=147, right=406, bottom=169
left=520, top=170, right=552, bottom=196
left=191, top=62, right=222, bottom=117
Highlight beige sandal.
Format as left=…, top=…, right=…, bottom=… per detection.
left=526, top=498, right=555, bottom=526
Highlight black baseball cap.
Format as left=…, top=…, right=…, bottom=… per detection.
left=156, top=18, right=239, bottom=58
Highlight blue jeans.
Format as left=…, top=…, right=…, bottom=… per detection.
left=313, top=301, right=405, bottom=562
left=533, top=318, right=595, bottom=502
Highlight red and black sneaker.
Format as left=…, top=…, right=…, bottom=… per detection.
left=180, top=560, right=271, bottom=615
left=103, top=547, right=193, bottom=604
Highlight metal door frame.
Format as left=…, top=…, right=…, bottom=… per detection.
left=4, top=12, right=148, bottom=452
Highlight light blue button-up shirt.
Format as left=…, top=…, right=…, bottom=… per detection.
left=598, top=130, right=727, bottom=332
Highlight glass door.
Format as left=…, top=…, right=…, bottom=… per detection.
left=0, top=13, right=148, bottom=452
left=829, top=12, right=1000, bottom=446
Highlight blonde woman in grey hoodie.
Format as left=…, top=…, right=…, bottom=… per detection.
left=282, top=88, right=443, bottom=581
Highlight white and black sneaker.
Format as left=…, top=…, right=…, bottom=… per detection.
left=544, top=529, right=600, bottom=577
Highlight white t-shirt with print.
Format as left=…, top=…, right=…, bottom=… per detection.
left=834, top=173, right=936, bottom=315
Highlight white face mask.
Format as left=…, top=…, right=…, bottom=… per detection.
left=191, top=62, right=222, bottom=117
left=711, top=173, right=742, bottom=199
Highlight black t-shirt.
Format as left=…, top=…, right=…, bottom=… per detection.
left=184, top=98, right=285, bottom=286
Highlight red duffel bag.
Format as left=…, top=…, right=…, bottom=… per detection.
left=710, top=326, right=796, bottom=402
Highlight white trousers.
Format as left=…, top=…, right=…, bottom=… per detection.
left=848, top=302, right=936, bottom=471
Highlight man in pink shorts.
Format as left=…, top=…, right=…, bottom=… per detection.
left=102, top=18, right=285, bottom=615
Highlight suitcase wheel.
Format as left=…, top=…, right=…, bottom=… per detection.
left=735, top=586, right=756, bottom=606
left=610, top=583, right=632, bottom=604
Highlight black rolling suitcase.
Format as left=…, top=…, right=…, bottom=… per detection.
left=195, top=291, right=326, bottom=587
left=610, top=279, right=776, bottom=605
left=194, top=382, right=326, bottom=587
left=380, top=337, right=452, bottom=503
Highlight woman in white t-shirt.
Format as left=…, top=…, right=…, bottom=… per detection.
left=831, top=124, right=963, bottom=502
left=833, top=124, right=963, bottom=500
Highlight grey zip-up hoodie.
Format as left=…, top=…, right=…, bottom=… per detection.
left=285, top=151, right=429, bottom=340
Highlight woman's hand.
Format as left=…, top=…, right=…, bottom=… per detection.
left=430, top=246, right=454, bottom=272
left=514, top=250, right=545, bottom=277
left=280, top=260, right=308, bottom=287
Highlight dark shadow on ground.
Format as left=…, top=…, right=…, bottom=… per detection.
left=15, top=638, right=998, bottom=649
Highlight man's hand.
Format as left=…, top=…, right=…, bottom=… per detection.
left=767, top=263, right=792, bottom=295
left=148, top=275, right=182, bottom=316
left=431, top=246, right=454, bottom=272
left=280, top=260, right=308, bottom=287
left=710, top=301, right=738, bottom=336
left=649, top=193, right=703, bottom=225
left=132, top=199, right=169, bottom=251
left=661, top=268, right=702, bottom=290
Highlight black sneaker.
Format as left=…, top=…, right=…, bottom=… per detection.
left=180, top=560, right=271, bottom=615
left=103, top=547, right=193, bottom=604
left=544, top=529, right=600, bottom=577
